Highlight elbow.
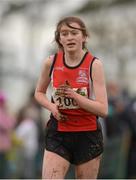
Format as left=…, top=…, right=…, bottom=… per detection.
left=100, top=106, right=108, bottom=118
left=101, top=111, right=108, bottom=118
left=34, top=90, right=46, bottom=103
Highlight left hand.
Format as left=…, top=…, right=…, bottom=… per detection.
left=64, top=87, right=77, bottom=99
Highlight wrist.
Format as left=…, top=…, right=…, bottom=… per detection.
left=48, top=102, right=55, bottom=112
left=74, top=92, right=80, bottom=101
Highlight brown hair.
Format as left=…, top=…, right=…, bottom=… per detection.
left=55, top=16, right=89, bottom=50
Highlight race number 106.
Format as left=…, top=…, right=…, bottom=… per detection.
left=56, top=96, right=78, bottom=108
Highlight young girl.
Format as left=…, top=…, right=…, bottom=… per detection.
left=35, top=16, right=108, bottom=179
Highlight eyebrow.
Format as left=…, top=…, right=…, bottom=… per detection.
left=60, top=29, right=79, bottom=32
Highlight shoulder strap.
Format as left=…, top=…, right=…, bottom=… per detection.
left=49, top=53, right=57, bottom=77
left=49, top=51, right=63, bottom=77
left=90, top=56, right=98, bottom=81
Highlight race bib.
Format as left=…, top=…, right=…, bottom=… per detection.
left=52, top=87, right=88, bottom=109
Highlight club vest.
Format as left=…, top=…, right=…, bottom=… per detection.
left=50, top=51, right=98, bottom=131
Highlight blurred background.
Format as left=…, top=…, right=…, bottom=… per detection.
left=0, top=0, right=136, bottom=179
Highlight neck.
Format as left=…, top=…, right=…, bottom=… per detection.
left=64, top=49, right=86, bottom=65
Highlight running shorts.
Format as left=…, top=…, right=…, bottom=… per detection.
left=44, top=118, right=103, bottom=165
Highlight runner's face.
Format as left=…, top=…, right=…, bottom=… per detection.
left=59, top=23, right=86, bottom=52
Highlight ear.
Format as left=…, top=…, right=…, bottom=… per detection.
left=82, top=36, right=87, bottom=43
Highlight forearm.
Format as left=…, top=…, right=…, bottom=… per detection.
left=74, top=93, right=108, bottom=117
left=35, top=91, right=67, bottom=121
left=34, top=92, right=53, bottom=112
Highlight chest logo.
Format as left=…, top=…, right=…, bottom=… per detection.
left=76, top=69, right=88, bottom=84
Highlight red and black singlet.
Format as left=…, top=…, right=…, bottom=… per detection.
left=50, top=51, right=98, bottom=131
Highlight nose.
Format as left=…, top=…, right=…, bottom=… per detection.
left=67, top=32, right=73, bottom=39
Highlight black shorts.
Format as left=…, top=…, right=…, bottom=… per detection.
left=44, top=121, right=103, bottom=165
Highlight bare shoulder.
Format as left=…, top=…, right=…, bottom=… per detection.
left=42, top=55, right=54, bottom=70
left=92, top=58, right=104, bottom=69
left=39, top=55, right=55, bottom=78
left=92, top=58, right=105, bottom=80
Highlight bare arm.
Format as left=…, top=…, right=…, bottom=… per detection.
left=35, top=57, right=65, bottom=120
left=65, top=59, right=108, bottom=117
left=35, top=57, right=52, bottom=110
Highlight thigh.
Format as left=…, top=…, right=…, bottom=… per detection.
left=42, top=150, right=70, bottom=179
left=75, top=155, right=101, bottom=179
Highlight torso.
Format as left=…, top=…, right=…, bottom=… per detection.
left=50, top=51, right=97, bottom=132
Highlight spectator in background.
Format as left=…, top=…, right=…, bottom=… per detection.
left=15, top=106, right=38, bottom=179
left=27, top=90, right=47, bottom=178
left=105, top=82, right=130, bottom=137
left=26, top=90, right=45, bottom=177
left=27, top=90, right=45, bottom=152
left=0, top=91, right=15, bottom=178
left=125, top=97, right=136, bottom=178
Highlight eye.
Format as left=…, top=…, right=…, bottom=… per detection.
left=60, top=31, right=68, bottom=36
left=71, top=30, right=79, bottom=35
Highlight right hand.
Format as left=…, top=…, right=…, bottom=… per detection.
left=50, top=103, right=68, bottom=121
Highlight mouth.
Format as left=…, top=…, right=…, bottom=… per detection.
left=66, top=43, right=76, bottom=47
